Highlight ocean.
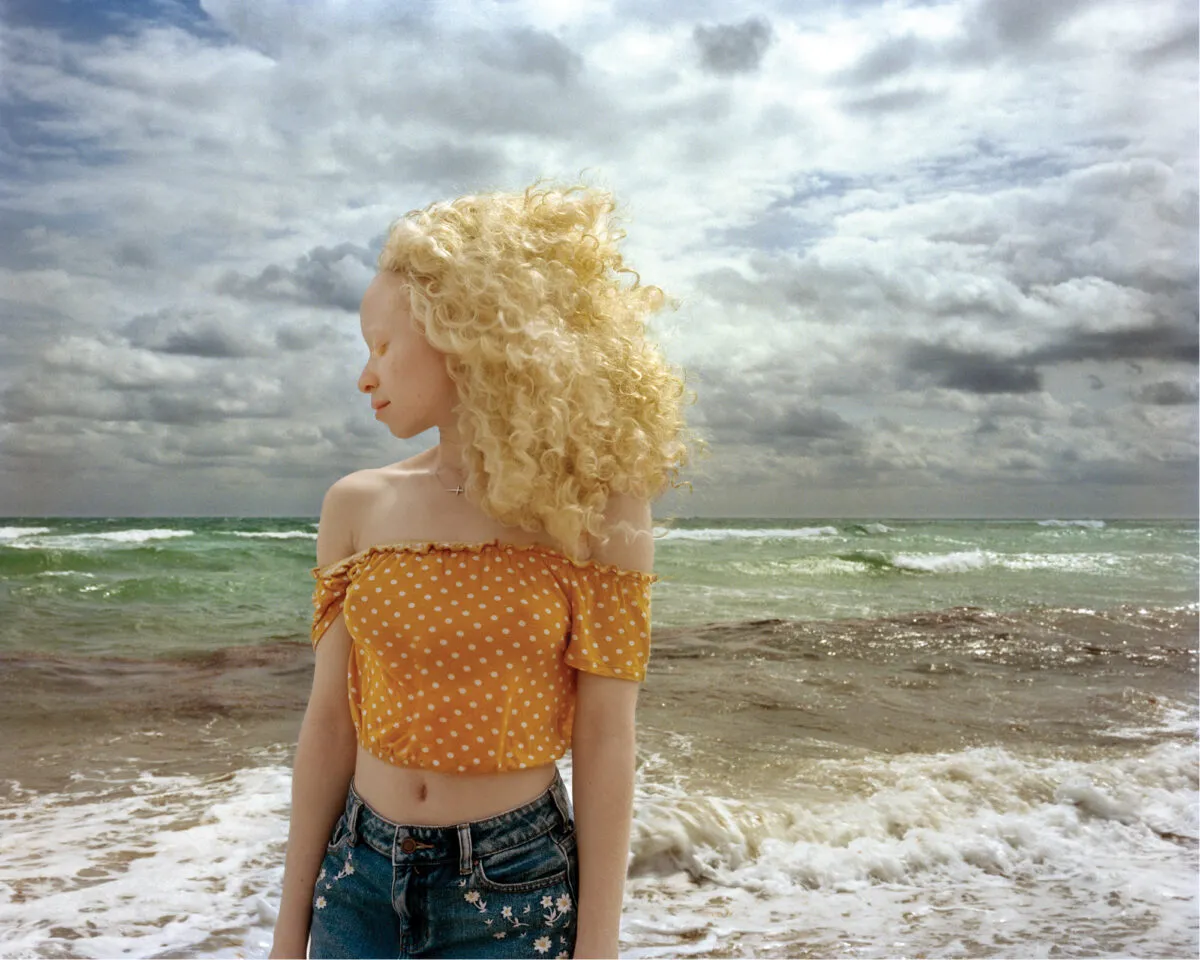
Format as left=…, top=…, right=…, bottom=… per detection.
left=0, top=517, right=1196, bottom=958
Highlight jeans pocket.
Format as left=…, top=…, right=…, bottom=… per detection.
left=324, top=810, right=352, bottom=854
left=474, top=830, right=570, bottom=894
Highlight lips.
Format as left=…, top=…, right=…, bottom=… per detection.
left=372, top=401, right=390, bottom=412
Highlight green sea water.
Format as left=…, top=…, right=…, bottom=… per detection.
left=1, top=517, right=1195, bottom=658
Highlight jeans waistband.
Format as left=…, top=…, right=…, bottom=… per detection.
left=339, top=769, right=573, bottom=868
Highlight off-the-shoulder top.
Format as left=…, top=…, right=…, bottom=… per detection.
left=310, top=538, right=659, bottom=774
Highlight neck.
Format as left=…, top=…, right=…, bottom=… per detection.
left=432, top=434, right=467, bottom=481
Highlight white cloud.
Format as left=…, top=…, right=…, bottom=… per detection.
left=0, top=0, right=1195, bottom=517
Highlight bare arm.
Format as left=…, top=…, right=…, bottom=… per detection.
left=571, top=492, right=655, bottom=958
left=571, top=674, right=641, bottom=959
left=269, top=482, right=361, bottom=960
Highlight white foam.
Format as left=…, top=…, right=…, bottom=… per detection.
left=6, top=529, right=194, bottom=550
left=0, top=763, right=290, bottom=958
left=1, top=743, right=1194, bottom=959
left=0, top=526, right=53, bottom=541
left=885, top=549, right=1148, bottom=577
left=656, top=526, right=840, bottom=542
left=860, top=523, right=894, bottom=534
left=89, top=529, right=195, bottom=543
left=1037, top=519, right=1107, bottom=529
left=229, top=531, right=318, bottom=540
left=623, top=741, right=1198, bottom=956
left=891, top=549, right=987, bottom=573
left=1102, top=696, right=1200, bottom=742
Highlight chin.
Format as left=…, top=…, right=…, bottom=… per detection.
left=386, top=421, right=424, bottom=441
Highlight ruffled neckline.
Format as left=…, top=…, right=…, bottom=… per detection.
left=311, top=537, right=660, bottom=583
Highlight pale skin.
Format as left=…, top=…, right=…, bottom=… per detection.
left=269, top=271, right=651, bottom=959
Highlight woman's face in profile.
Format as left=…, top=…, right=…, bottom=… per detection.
left=357, top=272, right=457, bottom=439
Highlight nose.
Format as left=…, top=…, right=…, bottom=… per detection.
left=358, top=363, right=377, bottom=395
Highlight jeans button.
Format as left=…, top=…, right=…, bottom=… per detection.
left=400, top=837, right=417, bottom=854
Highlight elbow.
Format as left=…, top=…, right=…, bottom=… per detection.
left=570, top=716, right=636, bottom=793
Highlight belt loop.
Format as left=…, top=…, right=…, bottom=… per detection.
left=346, top=781, right=363, bottom=846
left=457, top=824, right=473, bottom=875
left=550, top=771, right=573, bottom=827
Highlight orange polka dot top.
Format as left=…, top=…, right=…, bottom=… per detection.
left=310, top=539, right=659, bottom=774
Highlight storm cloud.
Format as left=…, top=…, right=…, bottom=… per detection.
left=693, top=17, right=775, bottom=75
left=0, top=0, right=1195, bottom=518
left=905, top=344, right=1043, bottom=395
left=217, top=244, right=376, bottom=313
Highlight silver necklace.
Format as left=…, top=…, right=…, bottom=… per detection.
left=434, top=465, right=465, bottom=495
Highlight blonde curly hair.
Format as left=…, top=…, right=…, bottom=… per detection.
left=377, top=181, right=702, bottom=560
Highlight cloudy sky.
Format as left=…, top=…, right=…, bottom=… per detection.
left=1, top=0, right=1196, bottom=519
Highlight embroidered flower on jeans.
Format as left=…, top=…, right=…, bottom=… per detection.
left=464, top=890, right=488, bottom=913
left=314, top=896, right=327, bottom=910
left=492, top=903, right=528, bottom=930
left=533, top=935, right=553, bottom=954
left=329, top=853, right=356, bottom=884
left=542, top=892, right=574, bottom=927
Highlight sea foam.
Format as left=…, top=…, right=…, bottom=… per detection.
left=1, top=741, right=1193, bottom=959
left=891, top=549, right=988, bottom=573
left=623, top=740, right=1197, bottom=957
left=0, top=526, right=53, bottom=542
left=229, top=531, right=318, bottom=540
left=655, top=526, right=840, bottom=542
left=6, top=529, right=195, bottom=550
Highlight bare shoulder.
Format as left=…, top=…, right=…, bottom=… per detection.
left=326, top=465, right=396, bottom=500
left=315, top=468, right=387, bottom=568
left=589, top=491, right=655, bottom=575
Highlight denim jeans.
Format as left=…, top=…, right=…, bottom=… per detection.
left=308, top=770, right=578, bottom=959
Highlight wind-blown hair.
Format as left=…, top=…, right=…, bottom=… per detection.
left=378, top=181, right=702, bottom=560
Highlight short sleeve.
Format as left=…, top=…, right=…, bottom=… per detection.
left=559, top=563, right=660, bottom=682
left=310, top=559, right=355, bottom=650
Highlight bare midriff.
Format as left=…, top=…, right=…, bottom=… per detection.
left=352, top=745, right=559, bottom=825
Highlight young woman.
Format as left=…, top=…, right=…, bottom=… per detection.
left=269, top=183, right=697, bottom=959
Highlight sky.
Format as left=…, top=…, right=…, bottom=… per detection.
left=1, top=0, right=1196, bottom=519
